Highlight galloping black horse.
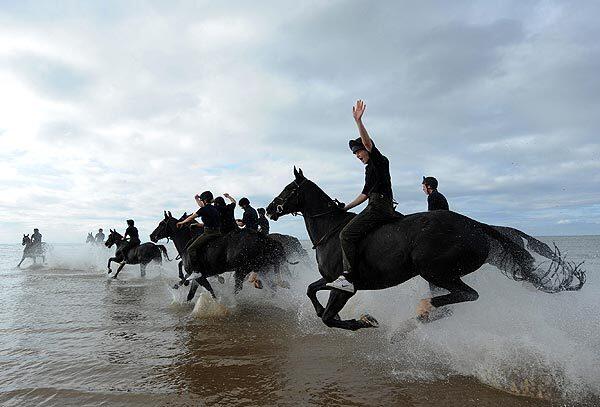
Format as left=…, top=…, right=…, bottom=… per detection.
left=266, top=168, right=586, bottom=331
left=150, top=211, right=295, bottom=301
left=105, top=229, right=170, bottom=278
left=17, top=234, right=47, bottom=267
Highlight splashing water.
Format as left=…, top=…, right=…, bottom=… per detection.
left=1, top=237, right=598, bottom=405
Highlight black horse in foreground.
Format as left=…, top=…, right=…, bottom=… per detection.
left=150, top=211, right=295, bottom=301
left=105, top=229, right=171, bottom=278
left=266, top=168, right=586, bottom=331
left=17, top=234, right=47, bottom=268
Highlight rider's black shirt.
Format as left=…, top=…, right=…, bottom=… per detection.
left=196, top=204, right=221, bottom=229
left=217, top=202, right=237, bottom=233
left=95, top=232, right=105, bottom=242
left=242, top=206, right=259, bottom=231
left=362, top=142, right=393, bottom=201
left=427, top=190, right=449, bottom=211
left=31, top=232, right=42, bottom=244
left=125, top=226, right=140, bottom=243
left=257, top=215, right=270, bottom=235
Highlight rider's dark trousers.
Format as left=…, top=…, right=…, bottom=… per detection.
left=340, top=193, right=396, bottom=281
left=187, top=228, right=221, bottom=270
left=118, top=238, right=140, bottom=260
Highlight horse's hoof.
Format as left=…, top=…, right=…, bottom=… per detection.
left=253, top=279, right=263, bottom=289
left=360, top=314, right=379, bottom=328
left=107, top=269, right=112, bottom=274
left=112, top=276, right=117, bottom=280
left=217, top=276, right=225, bottom=284
left=172, top=284, right=180, bottom=290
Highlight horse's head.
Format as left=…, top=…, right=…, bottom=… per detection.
left=22, top=234, right=30, bottom=246
left=105, top=229, right=122, bottom=248
left=267, top=167, right=342, bottom=221
left=150, top=211, right=181, bottom=242
left=86, top=233, right=94, bottom=243
left=266, top=167, right=311, bottom=221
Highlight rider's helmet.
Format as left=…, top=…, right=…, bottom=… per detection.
left=33, top=228, right=39, bottom=232
left=99, top=228, right=103, bottom=232
left=349, top=137, right=366, bottom=154
left=199, top=191, right=214, bottom=203
left=239, top=197, right=250, bottom=207
left=422, top=176, right=438, bottom=190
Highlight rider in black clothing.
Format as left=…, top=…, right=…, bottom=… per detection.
left=237, top=197, right=259, bottom=231
left=95, top=228, right=105, bottom=243
left=327, top=100, right=397, bottom=293
left=213, top=193, right=237, bottom=234
left=423, top=176, right=449, bottom=211
left=31, top=228, right=43, bottom=252
left=257, top=208, right=270, bottom=235
left=422, top=176, right=450, bottom=298
left=177, top=191, right=221, bottom=271
left=119, top=220, right=140, bottom=259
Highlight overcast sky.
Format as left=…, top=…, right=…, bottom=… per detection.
left=1, top=1, right=599, bottom=243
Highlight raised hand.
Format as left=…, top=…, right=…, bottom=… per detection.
left=223, top=193, right=230, bottom=198
left=352, top=99, right=366, bottom=122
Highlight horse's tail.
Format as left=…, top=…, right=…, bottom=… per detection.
left=480, top=223, right=586, bottom=293
left=157, top=245, right=171, bottom=261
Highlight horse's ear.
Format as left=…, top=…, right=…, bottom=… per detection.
left=164, top=211, right=168, bottom=219
left=298, top=168, right=304, bottom=177
left=293, top=166, right=298, bottom=177
left=168, top=211, right=172, bottom=218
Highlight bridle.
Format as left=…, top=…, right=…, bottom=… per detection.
left=273, top=178, right=307, bottom=216
left=272, top=178, right=347, bottom=248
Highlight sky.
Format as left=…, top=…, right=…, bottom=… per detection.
left=1, top=0, right=599, bottom=243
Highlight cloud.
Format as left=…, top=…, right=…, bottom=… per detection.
left=0, top=1, right=599, bottom=243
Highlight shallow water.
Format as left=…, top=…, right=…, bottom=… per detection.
left=1, top=237, right=599, bottom=406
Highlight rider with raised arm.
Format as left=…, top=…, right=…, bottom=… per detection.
left=326, top=100, right=396, bottom=293
left=257, top=208, right=270, bottom=235
left=213, top=193, right=237, bottom=234
left=177, top=191, right=221, bottom=271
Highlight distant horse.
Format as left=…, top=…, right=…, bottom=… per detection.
left=104, top=229, right=171, bottom=278
left=266, top=168, right=586, bottom=331
left=150, top=211, right=295, bottom=301
left=17, top=234, right=47, bottom=268
left=86, top=233, right=95, bottom=244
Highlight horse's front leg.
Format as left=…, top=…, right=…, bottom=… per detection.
left=321, top=290, right=377, bottom=331
left=113, top=261, right=126, bottom=279
left=107, top=257, right=118, bottom=274
left=307, top=278, right=328, bottom=317
left=17, top=255, right=25, bottom=268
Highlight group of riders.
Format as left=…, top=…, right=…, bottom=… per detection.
left=29, top=99, right=453, bottom=299
left=109, top=194, right=271, bottom=274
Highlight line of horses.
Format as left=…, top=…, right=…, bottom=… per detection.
left=18, top=167, right=587, bottom=331
left=99, top=210, right=308, bottom=303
